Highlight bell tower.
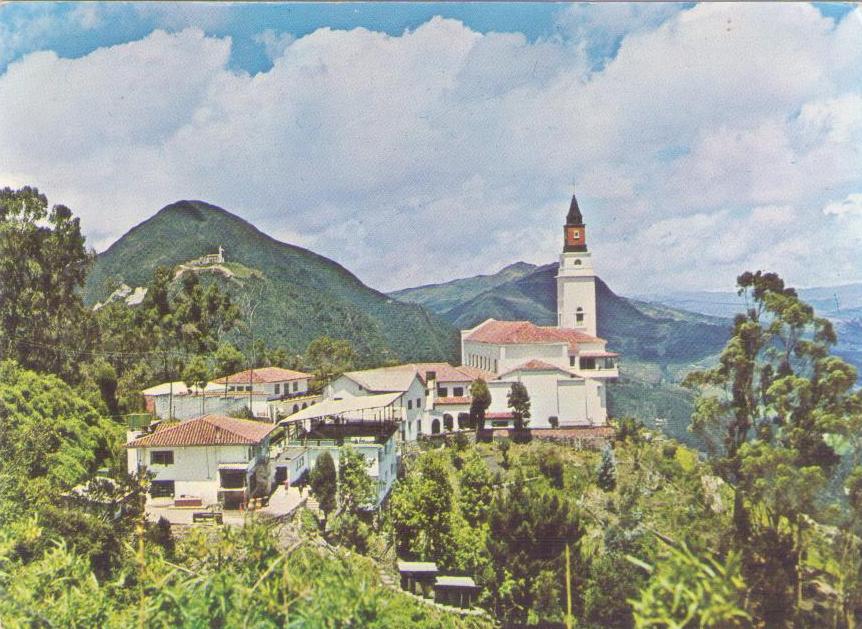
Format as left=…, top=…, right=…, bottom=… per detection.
left=556, top=193, right=597, bottom=336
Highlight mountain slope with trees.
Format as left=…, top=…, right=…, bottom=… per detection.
left=84, top=200, right=459, bottom=364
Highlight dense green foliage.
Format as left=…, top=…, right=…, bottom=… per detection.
left=469, top=378, right=491, bottom=432
left=310, top=451, right=338, bottom=519
left=684, top=271, right=862, bottom=626
left=0, top=187, right=94, bottom=381
left=0, top=518, right=488, bottom=627
left=84, top=200, right=459, bottom=364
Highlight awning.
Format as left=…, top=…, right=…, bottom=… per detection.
left=218, top=462, right=249, bottom=470
left=280, top=392, right=403, bottom=423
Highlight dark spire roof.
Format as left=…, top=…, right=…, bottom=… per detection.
left=566, top=193, right=583, bottom=225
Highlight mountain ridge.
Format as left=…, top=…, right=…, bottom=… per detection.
left=84, top=200, right=460, bottom=364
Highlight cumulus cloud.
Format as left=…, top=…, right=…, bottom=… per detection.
left=824, top=193, right=862, bottom=216
left=1, top=5, right=860, bottom=294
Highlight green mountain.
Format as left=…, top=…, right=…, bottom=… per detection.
left=389, top=261, right=538, bottom=314
left=84, top=200, right=459, bottom=364
left=392, top=262, right=731, bottom=367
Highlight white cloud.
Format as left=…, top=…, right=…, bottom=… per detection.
left=1, top=6, right=861, bottom=294
left=254, top=29, right=296, bottom=61
left=824, top=193, right=862, bottom=216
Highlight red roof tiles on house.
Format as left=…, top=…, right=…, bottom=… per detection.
left=497, top=359, right=580, bottom=379
left=464, top=320, right=603, bottom=351
left=126, top=415, right=275, bottom=448
left=454, top=365, right=497, bottom=381
left=213, top=367, right=310, bottom=385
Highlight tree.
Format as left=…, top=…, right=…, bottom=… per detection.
left=683, top=270, right=859, bottom=624
left=214, top=342, right=245, bottom=398
left=507, top=382, right=531, bottom=431
left=487, top=478, right=584, bottom=624
left=470, top=378, right=492, bottom=433
left=388, top=451, right=454, bottom=564
left=309, top=452, right=337, bottom=521
left=182, top=355, right=211, bottom=416
left=0, top=187, right=94, bottom=381
left=597, top=446, right=617, bottom=492
left=337, top=448, right=375, bottom=515
left=304, top=336, right=356, bottom=391
left=629, top=544, right=750, bottom=628
left=458, top=450, right=495, bottom=525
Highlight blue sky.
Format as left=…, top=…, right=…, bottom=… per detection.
left=1, top=2, right=860, bottom=293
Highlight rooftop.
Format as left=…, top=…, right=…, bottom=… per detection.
left=126, top=415, right=276, bottom=448
left=300, top=421, right=399, bottom=443
left=282, top=391, right=403, bottom=422
left=213, top=367, right=311, bottom=385
left=497, top=359, right=580, bottom=379
left=436, top=576, right=477, bottom=588
left=464, top=319, right=603, bottom=350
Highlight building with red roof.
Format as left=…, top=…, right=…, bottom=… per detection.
left=125, top=415, right=277, bottom=509
left=213, top=366, right=312, bottom=400
left=456, top=194, right=619, bottom=430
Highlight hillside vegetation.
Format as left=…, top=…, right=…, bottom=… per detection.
left=84, top=201, right=459, bottom=364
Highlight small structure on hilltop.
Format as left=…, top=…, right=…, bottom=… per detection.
left=188, top=245, right=225, bottom=267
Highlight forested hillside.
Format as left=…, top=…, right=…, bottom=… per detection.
left=84, top=200, right=459, bottom=364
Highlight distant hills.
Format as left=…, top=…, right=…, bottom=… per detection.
left=84, top=201, right=459, bottom=364
left=638, top=284, right=862, bottom=379
left=391, top=262, right=731, bottom=367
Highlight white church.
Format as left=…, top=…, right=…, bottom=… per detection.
left=285, top=194, right=619, bottom=439
left=461, top=194, right=618, bottom=430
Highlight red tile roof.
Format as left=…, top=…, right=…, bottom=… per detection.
left=213, top=367, right=310, bottom=385
left=464, top=319, right=603, bottom=350
left=497, top=359, right=580, bottom=379
left=126, top=415, right=276, bottom=448
left=436, top=396, right=471, bottom=406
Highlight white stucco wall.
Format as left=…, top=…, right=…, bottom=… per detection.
left=128, top=444, right=258, bottom=505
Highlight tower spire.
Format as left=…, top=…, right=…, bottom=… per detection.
left=566, top=192, right=583, bottom=225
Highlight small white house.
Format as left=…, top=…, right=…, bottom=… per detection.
left=126, top=414, right=276, bottom=509
left=213, top=366, right=312, bottom=399
left=326, top=366, right=426, bottom=441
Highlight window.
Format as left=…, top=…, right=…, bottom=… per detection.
left=576, top=307, right=584, bottom=324
left=570, top=355, right=576, bottom=367
left=443, top=414, right=453, bottom=432
left=453, top=387, right=464, bottom=397
left=150, top=450, right=174, bottom=466
left=437, top=387, right=448, bottom=397
left=573, top=230, right=580, bottom=238
left=494, top=359, right=498, bottom=372
left=416, top=397, right=422, bottom=408
left=408, top=400, right=413, bottom=410
left=275, top=384, right=281, bottom=395
left=150, top=480, right=175, bottom=498
left=246, top=385, right=252, bottom=392
left=580, top=357, right=596, bottom=370
left=293, top=382, right=299, bottom=392
left=574, top=259, right=582, bottom=266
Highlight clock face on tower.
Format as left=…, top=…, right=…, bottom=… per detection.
left=566, top=227, right=585, bottom=247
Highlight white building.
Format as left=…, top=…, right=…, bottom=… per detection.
left=126, top=414, right=276, bottom=509
left=213, top=366, right=312, bottom=398
left=277, top=394, right=402, bottom=505
left=460, top=194, right=619, bottom=430
left=325, top=365, right=427, bottom=441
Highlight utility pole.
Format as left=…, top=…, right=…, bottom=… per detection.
left=565, top=543, right=573, bottom=629
left=239, top=283, right=262, bottom=418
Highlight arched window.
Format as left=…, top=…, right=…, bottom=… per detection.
left=576, top=307, right=584, bottom=324
left=431, top=418, right=441, bottom=434
left=443, top=414, right=453, bottom=432
left=302, top=402, right=308, bottom=409
left=292, top=404, right=299, bottom=413
left=458, top=413, right=470, bottom=429
left=574, top=259, right=582, bottom=266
